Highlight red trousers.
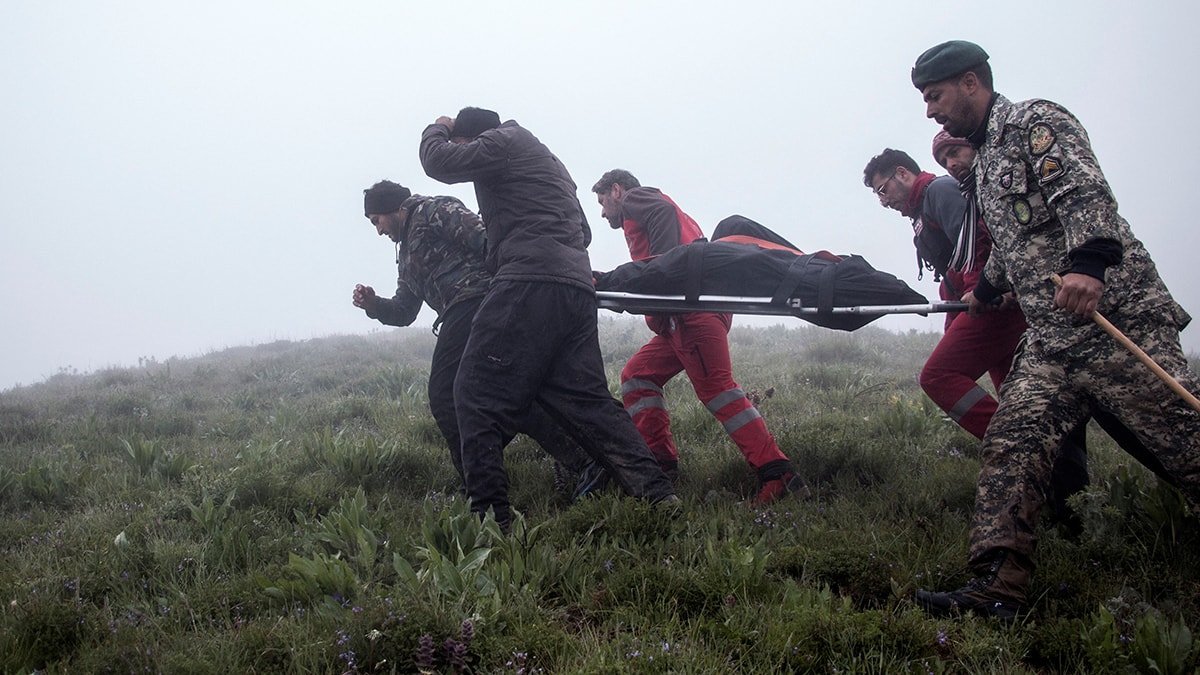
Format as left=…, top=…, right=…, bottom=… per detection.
left=620, top=312, right=788, bottom=469
left=919, top=309, right=1028, bottom=438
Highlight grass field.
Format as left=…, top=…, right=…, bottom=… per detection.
left=1, top=317, right=1196, bottom=673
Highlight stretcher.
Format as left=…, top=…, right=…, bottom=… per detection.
left=591, top=215, right=966, bottom=331
left=595, top=291, right=967, bottom=320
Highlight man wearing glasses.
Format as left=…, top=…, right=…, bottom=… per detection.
left=862, top=148, right=1030, bottom=442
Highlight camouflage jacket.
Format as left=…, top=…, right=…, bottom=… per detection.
left=974, top=94, right=1189, bottom=352
left=367, top=195, right=491, bottom=327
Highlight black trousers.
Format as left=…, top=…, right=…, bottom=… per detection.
left=454, top=280, right=674, bottom=525
left=428, top=296, right=593, bottom=483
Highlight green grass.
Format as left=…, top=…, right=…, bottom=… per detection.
left=0, top=320, right=1196, bottom=673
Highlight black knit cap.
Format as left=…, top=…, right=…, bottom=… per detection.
left=452, top=107, right=501, bottom=138
left=363, top=180, right=411, bottom=217
left=911, top=40, right=989, bottom=89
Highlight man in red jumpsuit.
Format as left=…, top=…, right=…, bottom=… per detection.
left=592, top=169, right=809, bottom=504
left=864, top=145, right=1027, bottom=439
left=864, top=142, right=1101, bottom=523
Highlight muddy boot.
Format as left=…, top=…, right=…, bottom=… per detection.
left=572, top=461, right=611, bottom=500
left=651, top=493, right=683, bottom=519
left=753, top=460, right=812, bottom=506
left=915, top=549, right=1032, bottom=622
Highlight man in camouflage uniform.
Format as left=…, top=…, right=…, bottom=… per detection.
left=354, top=180, right=602, bottom=496
left=909, top=40, right=1200, bottom=620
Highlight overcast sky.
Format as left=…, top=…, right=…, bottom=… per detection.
left=2, top=1, right=1197, bottom=390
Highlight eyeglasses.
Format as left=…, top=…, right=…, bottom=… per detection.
left=873, top=169, right=900, bottom=197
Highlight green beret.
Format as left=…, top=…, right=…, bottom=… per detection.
left=911, top=40, right=989, bottom=89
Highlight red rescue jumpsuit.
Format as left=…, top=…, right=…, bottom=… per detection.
left=909, top=174, right=1027, bottom=439
left=614, top=187, right=791, bottom=474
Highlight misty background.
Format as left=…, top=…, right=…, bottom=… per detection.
left=2, top=1, right=1196, bottom=390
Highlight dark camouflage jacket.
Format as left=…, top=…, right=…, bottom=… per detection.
left=975, top=94, right=1189, bottom=352
left=366, top=195, right=491, bottom=327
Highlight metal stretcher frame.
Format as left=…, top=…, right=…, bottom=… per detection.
left=595, top=291, right=968, bottom=318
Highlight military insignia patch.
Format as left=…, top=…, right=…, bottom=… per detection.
left=999, top=171, right=1014, bottom=190
left=1013, top=199, right=1033, bottom=224
left=1029, top=123, right=1055, bottom=155
left=1038, top=156, right=1064, bottom=183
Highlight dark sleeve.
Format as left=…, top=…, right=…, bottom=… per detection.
left=923, top=179, right=969, bottom=245
left=973, top=273, right=1004, bottom=305
left=368, top=281, right=423, bottom=327
left=624, top=189, right=682, bottom=255
left=1067, top=237, right=1123, bottom=281
left=419, top=124, right=509, bottom=184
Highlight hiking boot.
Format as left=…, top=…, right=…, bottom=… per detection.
left=572, top=461, right=611, bottom=500
left=652, top=493, right=683, bottom=518
left=915, top=550, right=1031, bottom=622
left=753, top=471, right=812, bottom=506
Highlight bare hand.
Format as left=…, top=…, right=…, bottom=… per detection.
left=998, top=292, right=1019, bottom=312
left=352, top=284, right=378, bottom=312
left=1053, top=273, right=1103, bottom=317
left=435, top=116, right=455, bottom=131
left=963, top=290, right=988, bottom=316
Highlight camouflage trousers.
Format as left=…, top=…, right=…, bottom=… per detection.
left=969, top=314, right=1200, bottom=567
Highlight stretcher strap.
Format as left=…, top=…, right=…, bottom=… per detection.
left=685, top=244, right=705, bottom=303
left=771, top=254, right=816, bottom=305
left=818, top=260, right=837, bottom=313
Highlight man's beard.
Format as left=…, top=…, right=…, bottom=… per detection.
left=944, top=99, right=979, bottom=138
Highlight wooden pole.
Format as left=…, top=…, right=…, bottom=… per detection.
left=1051, top=273, right=1200, bottom=414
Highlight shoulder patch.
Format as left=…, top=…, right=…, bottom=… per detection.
left=1013, top=199, right=1032, bottom=224
left=1038, top=156, right=1065, bottom=184
left=1029, top=123, right=1056, bottom=155
left=999, top=170, right=1014, bottom=190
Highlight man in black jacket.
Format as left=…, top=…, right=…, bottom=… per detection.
left=420, top=107, right=677, bottom=528
left=353, top=180, right=601, bottom=498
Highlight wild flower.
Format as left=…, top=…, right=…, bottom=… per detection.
left=753, top=509, right=777, bottom=529
left=444, top=637, right=468, bottom=671
left=505, top=651, right=543, bottom=674
left=415, top=633, right=436, bottom=670
left=936, top=629, right=948, bottom=646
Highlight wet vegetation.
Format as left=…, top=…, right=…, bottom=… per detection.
left=1, top=318, right=1196, bottom=673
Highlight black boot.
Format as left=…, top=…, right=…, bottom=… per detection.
left=753, top=459, right=812, bottom=505
left=572, top=460, right=611, bottom=500
left=915, top=549, right=1031, bottom=622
